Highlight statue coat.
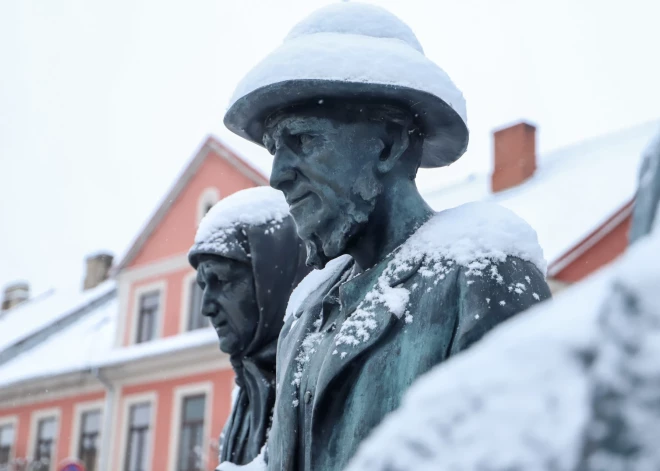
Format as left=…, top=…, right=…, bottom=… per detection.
left=266, top=249, right=551, bottom=471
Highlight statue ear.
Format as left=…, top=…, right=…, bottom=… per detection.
left=376, top=122, right=410, bottom=174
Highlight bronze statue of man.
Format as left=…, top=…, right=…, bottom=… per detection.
left=188, top=187, right=310, bottom=466
left=223, top=4, right=552, bottom=470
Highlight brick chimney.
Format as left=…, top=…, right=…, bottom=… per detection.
left=491, top=121, right=537, bottom=193
left=83, top=253, right=114, bottom=290
left=1, top=281, right=30, bottom=311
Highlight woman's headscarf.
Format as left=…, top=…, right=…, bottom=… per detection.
left=189, top=186, right=311, bottom=465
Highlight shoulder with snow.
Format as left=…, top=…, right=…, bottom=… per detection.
left=410, top=201, right=546, bottom=275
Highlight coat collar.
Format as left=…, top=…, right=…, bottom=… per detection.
left=271, top=251, right=424, bottom=467
left=270, top=255, right=354, bottom=469
left=312, top=251, right=424, bottom=411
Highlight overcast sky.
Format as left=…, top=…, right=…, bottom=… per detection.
left=1, top=0, right=659, bottom=295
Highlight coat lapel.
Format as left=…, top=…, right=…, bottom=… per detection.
left=312, top=255, right=424, bottom=413
left=270, top=257, right=353, bottom=469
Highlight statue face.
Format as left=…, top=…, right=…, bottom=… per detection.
left=265, top=109, right=386, bottom=268
left=196, top=256, right=258, bottom=355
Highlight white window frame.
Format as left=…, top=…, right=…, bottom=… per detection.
left=27, top=407, right=61, bottom=471
left=118, top=392, right=158, bottom=471
left=129, top=280, right=167, bottom=345
left=0, top=415, right=18, bottom=466
left=196, top=187, right=220, bottom=224
left=178, top=271, right=208, bottom=334
left=69, top=400, right=104, bottom=469
left=167, top=382, right=214, bottom=471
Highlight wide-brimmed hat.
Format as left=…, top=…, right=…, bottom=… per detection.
left=224, top=3, right=469, bottom=168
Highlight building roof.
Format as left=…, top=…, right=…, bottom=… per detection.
left=422, top=119, right=660, bottom=269
left=0, top=294, right=117, bottom=388
left=0, top=289, right=222, bottom=390
left=0, top=280, right=115, bottom=356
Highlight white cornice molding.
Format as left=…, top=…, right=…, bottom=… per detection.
left=117, top=253, right=190, bottom=284
left=0, top=342, right=229, bottom=407
left=0, top=374, right=103, bottom=408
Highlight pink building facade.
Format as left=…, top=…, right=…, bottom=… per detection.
left=0, top=136, right=266, bottom=471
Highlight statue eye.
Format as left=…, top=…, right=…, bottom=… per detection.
left=290, top=133, right=314, bottom=153
left=299, top=134, right=313, bottom=146
left=262, top=134, right=277, bottom=155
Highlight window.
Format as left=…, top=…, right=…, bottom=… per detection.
left=124, top=403, right=151, bottom=471
left=187, top=280, right=207, bottom=331
left=136, top=291, right=159, bottom=343
left=34, top=417, right=56, bottom=470
left=0, top=424, right=14, bottom=466
left=78, top=410, right=101, bottom=471
left=196, top=188, right=220, bottom=224
left=176, top=395, right=206, bottom=471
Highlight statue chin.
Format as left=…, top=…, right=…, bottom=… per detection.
left=218, top=336, right=242, bottom=356
left=302, top=223, right=353, bottom=270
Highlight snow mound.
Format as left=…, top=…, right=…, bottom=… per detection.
left=330, top=202, right=545, bottom=353
left=228, top=3, right=466, bottom=125
left=190, top=187, right=289, bottom=258
left=286, top=3, right=424, bottom=54
left=0, top=295, right=118, bottom=388
left=406, top=201, right=546, bottom=274
left=194, top=187, right=288, bottom=242
left=345, top=227, right=660, bottom=471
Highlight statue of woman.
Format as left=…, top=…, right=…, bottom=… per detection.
left=188, top=186, right=311, bottom=466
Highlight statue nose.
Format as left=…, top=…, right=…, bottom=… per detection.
left=201, top=299, right=219, bottom=317
left=270, top=150, right=298, bottom=192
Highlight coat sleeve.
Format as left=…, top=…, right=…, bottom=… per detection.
left=449, top=256, right=551, bottom=355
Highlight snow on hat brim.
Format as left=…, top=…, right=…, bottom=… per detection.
left=224, top=33, right=469, bottom=168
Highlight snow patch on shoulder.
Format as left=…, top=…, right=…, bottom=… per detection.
left=332, top=203, right=545, bottom=349
left=345, top=226, right=660, bottom=471
left=415, top=202, right=546, bottom=275
left=285, top=255, right=352, bottom=321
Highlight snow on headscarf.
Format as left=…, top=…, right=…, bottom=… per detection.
left=189, top=186, right=311, bottom=465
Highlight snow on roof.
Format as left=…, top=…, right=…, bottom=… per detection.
left=0, top=280, right=115, bottom=354
left=96, top=327, right=217, bottom=369
left=423, top=119, right=660, bottom=264
left=0, top=294, right=220, bottom=388
left=214, top=126, right=274, bottom=178
left=0, top=294, right=117, bottom=388
left=345, top=224, right=660, bottom=471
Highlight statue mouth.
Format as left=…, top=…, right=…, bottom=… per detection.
left=287, top=191, right=311, bottom=209
left=213, top=319, right=228, bottom=333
